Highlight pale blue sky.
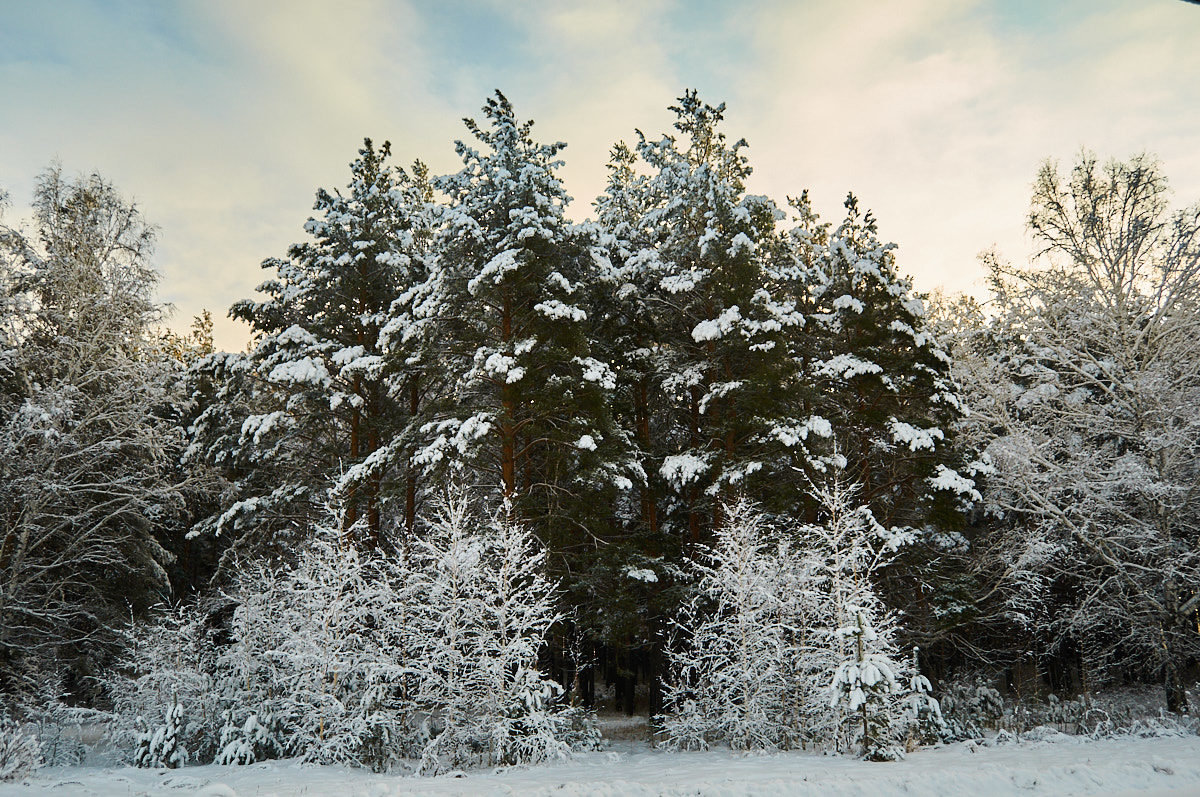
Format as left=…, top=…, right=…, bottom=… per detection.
left=3, top=0, right=1199, bottom=350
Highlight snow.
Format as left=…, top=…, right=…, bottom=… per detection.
left=928, top=464, right=981, bottom=501
left=267, top=356, right=331, bottom=387
left=6, top=735, right=1200, bottom=796
left=691, top=306, right=743, bottom=343
left=624, top=567, right=657, bottom=583
left=660, top=453, right=710, bottom=487
left=815, top=354, right=883, bottom=380
left=888, top=418, right=944, bottom=452
left=533, top=298, right=586, bottom=322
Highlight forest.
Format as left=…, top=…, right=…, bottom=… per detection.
left=1, top=89, right=1198, bottom=777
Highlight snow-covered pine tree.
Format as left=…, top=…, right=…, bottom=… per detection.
left=792, top=196, right=973, bottom=657
left=579, top=141, right=683, bottom=710
left=659, top=497, right=820, bottom=751
left=416, top=92, right=636, bottom=587
left=797, top=195, right=970, bottom=532
left=189, top=139, right=431, bottom=554
left=592, top=141, right=663, bottom=542
left=901, top=646, right=947, bottom=746
left=215, top=710, right=283, bottom=766
left=622, top=92, right=809, bottom=545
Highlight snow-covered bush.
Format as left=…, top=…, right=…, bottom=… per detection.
left=659, top=498, right=827, bottom=751
left=133, top=701, right=189, bottom=768
left=661, top=482, right=915, bottom=757
left=408, top=492, right=586, bottom=774
left=0, top=716, right=43, bottom=782
left=105, top=490, right=592, bottom=773
left=219, top=532, right=421, bottom=771
left=105, top=606, right=224, bottom=765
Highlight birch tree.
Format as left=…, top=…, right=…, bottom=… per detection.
left=959, top=152, right=1200, bottom=712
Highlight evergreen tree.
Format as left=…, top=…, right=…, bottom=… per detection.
left=805, top=477, right=908, bottom=760
left=189, top=139, right=430, bottom=554
left=831, top=610, right=902, bottom=760
left=417, top=91, right=636, bottom=581
left=797, top=195, right=969, bottom=531
left=613, top=91, right=809, bottom=544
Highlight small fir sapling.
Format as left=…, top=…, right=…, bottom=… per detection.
left=216, top=711, right=283, bottom=765
left=902, top=647, right=948, bottom=746
left=830, top=610, right=903, bottom=761
left=133, top=700, right=190, bottom=769
left=805, top=476, right=910, bottom=759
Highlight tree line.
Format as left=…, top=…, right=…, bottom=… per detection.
left=1, top=90, right=1197, bottom=768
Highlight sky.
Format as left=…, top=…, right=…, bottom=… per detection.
left=2, top=0, right=1199, bottom=352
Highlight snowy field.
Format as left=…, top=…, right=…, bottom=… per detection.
left=4, top=732, right=1200, bottom=796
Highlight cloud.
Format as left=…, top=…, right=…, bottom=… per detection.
left=733, top=0, right=1200, bottom=298
left=3, top=0, right=1198, bottom=349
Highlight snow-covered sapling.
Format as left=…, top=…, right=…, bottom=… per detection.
left=133, top=701, right=190, bottom=769
left=831, top=610, right=903, bottom=761
left=902, top=647, right=948, bottom=746
left=0, top=716, right=43, bottom=782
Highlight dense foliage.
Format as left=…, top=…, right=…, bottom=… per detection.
left=1, top=90, right=1197, bottom=773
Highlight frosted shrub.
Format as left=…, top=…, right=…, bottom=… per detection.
left=106, top=492, right=591, bottom=773
left=660, top=498, right=829, bottom=751
left=661, top=484, right=917, bottom=756
left=0, top=716, right=43, bottom=782
left=221, top=533, right=421, bottom=771
left=408, top=492, right=585, bottom=774
left=939, top=676, right=1005, bottom=739
left=105, top=607, right=223, bottom=765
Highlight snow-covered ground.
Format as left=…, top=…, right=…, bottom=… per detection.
left=4, top=731, right=1200, bottom=796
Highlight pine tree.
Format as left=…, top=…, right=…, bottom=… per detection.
left=797, top=195, right=969, bottom=531
left=189, top=139, right=431, bottom=554
left=417, top=91, right=636, bottom=584
left=608, top=91, right=808, bottom=546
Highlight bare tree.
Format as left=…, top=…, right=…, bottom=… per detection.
left=0, top=168, right=181, bottom=703
left=957, top=153, right=1200, bottom=712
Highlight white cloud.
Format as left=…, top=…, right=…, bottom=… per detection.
left=3, top=0, right=1198, bottom=349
